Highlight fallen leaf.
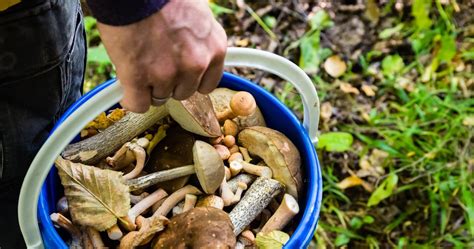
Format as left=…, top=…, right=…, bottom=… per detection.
left=320, top=102, right=333, bottom=120
left=367, top=173, right=398, bottom=207
left=340, top=82, right=360, bottom=95
left=107, top=108, right=126, bottom=122
left=336, top=175, right=363, bottom=189
left=324, top=55, right=347, bottom=78
left=256, top=231, right=290, bottom=249
left=317, top=132, right=353, bottom=152
left=463, top=116, right=474, bottom=126
left=55, top=157, right=130, bottom=231
left=361, top=84, right=376, bottom=96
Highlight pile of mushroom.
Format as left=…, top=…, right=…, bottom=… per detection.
left=54, top=89, right=303, bottom=248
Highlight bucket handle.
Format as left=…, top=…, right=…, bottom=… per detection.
left=18, top=47, right=319, bottom=249
left=225, top=47, right=319, bottom=144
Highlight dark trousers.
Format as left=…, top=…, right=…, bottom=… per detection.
left=0, top=0, right=85, bottom=248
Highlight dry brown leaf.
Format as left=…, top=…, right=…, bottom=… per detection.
left=320, top=102, right=333, bottom=120
left=324, top=55, right=347, bottom=78
left=55, top=157, right=130, bottom=231
left=340, top=82, right=360, bottom=95
left=119, top=216, right=168, bottom=249
left=361, top=85, right=376, bottom=96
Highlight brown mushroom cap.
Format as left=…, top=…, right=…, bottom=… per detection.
left=230, top=91, right=257, bottom=117
left=193, top=141, right=225, bottom=194
left=153, top=207, right=236, bottom=249
left=209, top=88, right=266, bottom=128
left=166, top=92, right=222, bottom=137
left=238, top=126, right=302, bottom=199
left=145, top=126, right=195, bottom=193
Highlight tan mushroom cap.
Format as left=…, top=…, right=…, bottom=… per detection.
left=193, top=140, right=226, bottom=194
left=238, top=126, right=302, bottom=199
left=166, top=92, right=222, bottom=137
left=209, top=88, right=266, bottom=128
left=153, top=207, right=236, bottom=249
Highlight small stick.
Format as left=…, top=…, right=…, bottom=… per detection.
left=229, top=177, right=283, bottom=235
left=50, top=213, right=81, bottom=247
left=126, top=165, right=195, bottom=191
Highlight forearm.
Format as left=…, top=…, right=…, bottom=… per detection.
left=86, top=0, right=169, bottom=26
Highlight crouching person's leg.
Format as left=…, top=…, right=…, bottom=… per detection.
left=0, top=0, right=85, bottom=248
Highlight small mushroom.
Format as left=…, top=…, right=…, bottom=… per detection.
left=166, top=92, right=222, bottom=137
left=230, top=159, right=273, bottom=178
left=220, top=178, right=236, bottom=207
left=127, top=140, right=225, bottom=194
left=121, top=188, right=168, bottom=231
left=152, top=185, right=202, bottom=217
left=50, top=213, right=82, bottom=248
left=106, top=137, right=149, bottom=180
left=260, top=194, right=299, bottom=234
left=216, top=91, right=257, bottom=121
left=196, top=195, right=225, bottom=209
left=214, top=144, right=231, bottom=160
left=209, top=88, right=266, bottom=128
left=232, top=182, right=248, bottom=203
left=229, top=177, right=283, bottom=235
left=182, top=194, right=198, bottom=212
left=223, top=135, right=236, bottom=147
left=119, top=215, right=169, bottom=249
left=153, top=207, right=236, bottom=248
left=223, top=119, right=239, bottom=136
left=238, top=126, right=303, bottom=199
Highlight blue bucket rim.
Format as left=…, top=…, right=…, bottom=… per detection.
left=37, top=72, right=322, bottom=248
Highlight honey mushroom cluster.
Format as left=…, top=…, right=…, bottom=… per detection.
left=53, top=89, right=302, bottom=248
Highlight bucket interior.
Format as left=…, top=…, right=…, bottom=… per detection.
left=37, top=72, right=322, bottom=248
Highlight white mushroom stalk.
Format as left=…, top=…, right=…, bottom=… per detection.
left=121, top=188, right=168, bottom=231
left=220, top=178, right=236, bottom=207
left=228, top=174, right=257, bottom=193
left=229, top=177, right=283, bottom=235
left=85, top=227, right=105, bottom=248
left=153, top=185, right=202, bottom=217
left=230, top=159, right=273, bottom=178
left=182, top=194, right=198, bottom=212
left=50, top=213, right=81, bottom=248
left=232, top=182, right=248, bottom=204
left=260, top=194, right=300, bottom=234
left=130, top=192, right=150, bottom=204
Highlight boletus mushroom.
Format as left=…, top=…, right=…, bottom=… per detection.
left=127, top=140, right=225, bottom=194
left=209, top=88, right=266, bottom=128
left=238, top=126, right=302, bottom=199
left=166, top=92, right=222, bottom=137
left=153, top=207, right=236, bottom=249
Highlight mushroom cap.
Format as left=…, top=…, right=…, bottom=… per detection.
left=153, top=207, right=236, bottom=249
left=145, top=126, right=195, bottom=193
left=193, top=141, right=225, bottom=194
left=166, top=92, right=222, bottom=137
left=230, top=91, right=257, bottom=116
left=209, top=88, right=266, bottom=128
left=238, top=126, right=302, bottom=199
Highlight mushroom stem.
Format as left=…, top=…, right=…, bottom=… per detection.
left=126, top=165, right=195, bottom=191
left=217, top=91, right=257, bottom=121
left=106, top=224, right=123, bottom=240
left=123, top=142, right=147, bottom=180
left=239, top=147, right=252, bottom=162
left=50, top=213, right=81, bottom=247
left=230, top=160, right=273, bottom=178
left=130, top=192, right=150, bottom=204
left=153, top=185, right=202, bottom=217
left=224, top=166, right=232, bottom=180
left=119, top=215, right=169, bottom=249
left=220, top=178, right=236, bottom=206
left=151, top=198, right=166, bottom=213
left=214, top=144, right=230, bottom=160
left=260, top=194, right=299, bottom=234
left=229, top=177, right=283, bottom=235
left=122, top=188, right=168, bottom=231
left=239, top=230, right=255, bottom=247
left=196, top=195, right=225, bottom=209
left=85, top=227, right=105, bottom=248
left=146, top=124, right=168, bottom=155
left=106, top=142, right=135, bottom=170
left=232, top=182, right=248, bottom=204
left=228, top=174, right=257, bottom=193
left=182, top=194, right=198, bottom=212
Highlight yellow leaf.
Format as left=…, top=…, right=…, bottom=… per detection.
left=107, top=108, right=126, bottom=122
left=336, top=175, right=363, bottom=189
left=340, top=82, right=360, bottom=95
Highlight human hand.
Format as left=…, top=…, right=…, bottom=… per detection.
left=97, top=0, right=227, bottom=113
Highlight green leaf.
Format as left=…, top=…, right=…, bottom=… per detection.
left=412, top=0, right=432, bottom=30
left=256, top=231, right=290, bottom=249
left=317, top=132, right=353, bottom=152
left=308, top=10, right=333, bottom=31
left=83, top=16, right=97, bottom=33
left=87, top=45, right=111, bottom=65
left=379, top=24, right=404, bottom=40
left=350, top=217, right=364, bottom=230
left=461, top=184, right=474, bottom=236
left=335, top=233, right=351, bottom=246
left=382, top=54, right=405, bottom=77
left=437, top=34, right=456, bottom=63
left=368, top=173, right=398, bottom=207
left=208, top=2, right=233, bottom=17
left=55, top=157, right=130, bottom=231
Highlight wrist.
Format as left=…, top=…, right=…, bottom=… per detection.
left=86, top=0, right=169, bottom=26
